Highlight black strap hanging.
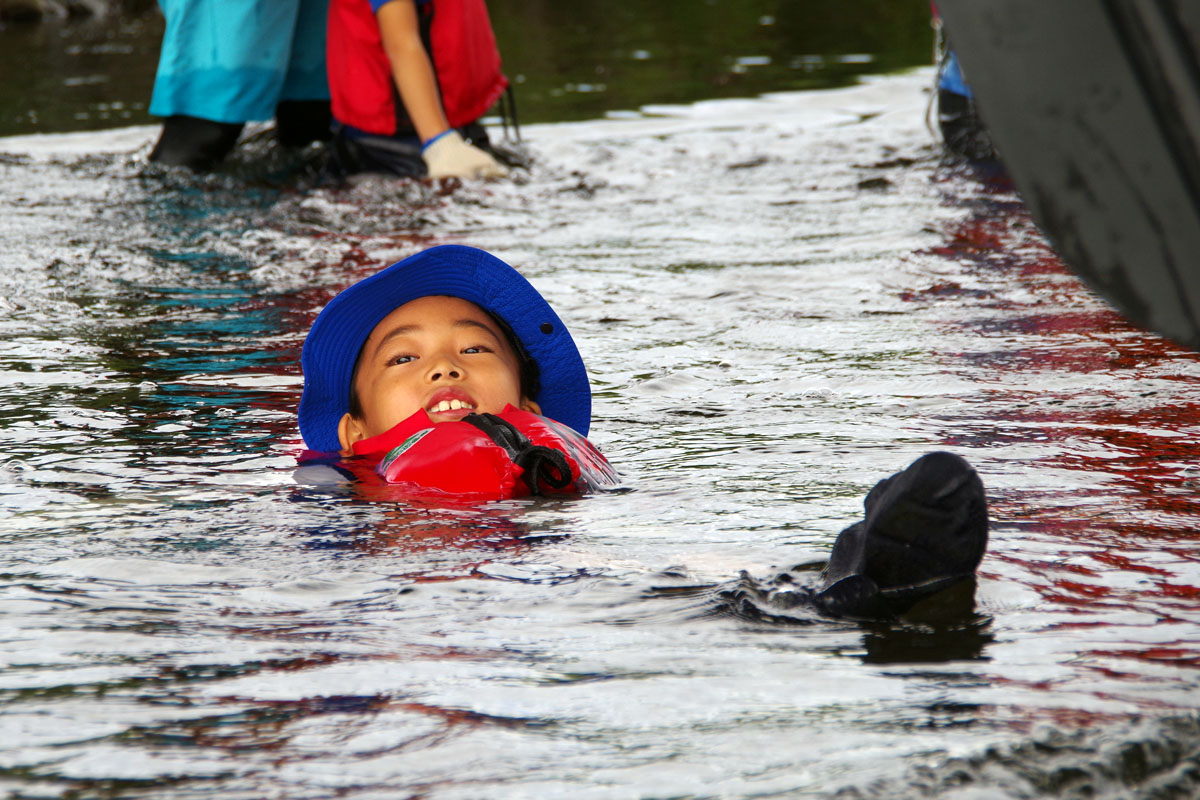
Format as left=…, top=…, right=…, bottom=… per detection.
left=500, top=84, right=522, bottom=143
left=462, top=413, right=570, bottom=495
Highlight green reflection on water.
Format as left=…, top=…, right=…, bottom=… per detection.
left=0, top=0, right=931, bottom=136
left=492, top=0, right=933, bottom=122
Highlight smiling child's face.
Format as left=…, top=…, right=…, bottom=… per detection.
left=337, top=295, right=539, bottom=453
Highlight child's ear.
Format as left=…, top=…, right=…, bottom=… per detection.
left=519, top=397, right=542, bottom=415
left=337, top=413, right=368, bottom=455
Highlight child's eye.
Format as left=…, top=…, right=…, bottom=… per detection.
left=388, top=354, right=416, bottom=365
left=463, top=345, right=492, bottom=354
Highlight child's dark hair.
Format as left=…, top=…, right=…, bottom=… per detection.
left=486, top=310, right=542, bottom=400
left=346, top=307, right=542, bottom=420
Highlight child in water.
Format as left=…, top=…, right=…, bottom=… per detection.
left=297, top=245, right=989, bottom=619
left=298, top=245, right=617, bottom=498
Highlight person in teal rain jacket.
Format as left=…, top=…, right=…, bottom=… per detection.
left=148, top=0, right=333, bottom=171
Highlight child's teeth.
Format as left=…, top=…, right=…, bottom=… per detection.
left=432, top=399, right=472, bottom=413
left=450, top=399, right=464, bottom=410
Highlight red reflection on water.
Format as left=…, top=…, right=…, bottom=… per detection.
left=1090, top=647, right=1200, bottom=668
left=920, top=172, right=1200, bottom=681
left=307, top=494, right=542, bottom=560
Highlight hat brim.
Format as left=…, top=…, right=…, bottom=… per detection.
left=299, top=245, right=590, bottom=452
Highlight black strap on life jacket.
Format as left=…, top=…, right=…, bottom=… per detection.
left=462, top=413, right=571, bottom=495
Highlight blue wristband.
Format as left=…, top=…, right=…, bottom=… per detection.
left=421, top=129, right=454, bottom=152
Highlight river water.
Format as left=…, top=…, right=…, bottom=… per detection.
left=1, top=67, right=1199, bottom=798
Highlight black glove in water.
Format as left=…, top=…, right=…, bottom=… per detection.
left=817, top=451, right=988, bottom=618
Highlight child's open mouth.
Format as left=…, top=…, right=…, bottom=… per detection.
left=426, top=390, right=478, bottom=418
left=429, top=398, right=475, bottom=413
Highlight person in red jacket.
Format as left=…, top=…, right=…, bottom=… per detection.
left=296, top=246, right=989, bottom=620
left=325, top=0, right=510, bottom=179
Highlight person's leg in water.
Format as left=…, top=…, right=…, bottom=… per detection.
left=326, top=121, right=510, bottom=181
left=274, top=100, right=333, bottom=148
left=149, top=115, right=245, bottom=171
left=148, top=0, right=330, bottom=171
left=274, top=0, right=332, bottom=149
left=815, top=451, right=988, bottom=619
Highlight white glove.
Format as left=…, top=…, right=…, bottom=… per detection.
left=422, top=130, right=508, bottom=179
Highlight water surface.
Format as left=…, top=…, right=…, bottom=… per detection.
left=1, top=70, right=1199, bottom=798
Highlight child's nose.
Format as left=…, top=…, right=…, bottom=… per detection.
left=427, top=354, right=462, bottom=381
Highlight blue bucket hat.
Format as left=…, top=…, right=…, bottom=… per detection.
left=299, top=245, right=591, bottom=452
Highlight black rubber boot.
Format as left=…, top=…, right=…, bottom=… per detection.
left=275, top=99, right=333, bottom=147
left=148, top=115, right=244, bottom=172
left=816, top=451, right=988, bottom=618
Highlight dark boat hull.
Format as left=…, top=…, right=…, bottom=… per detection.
left=935, top=0, right=1200, bottom=349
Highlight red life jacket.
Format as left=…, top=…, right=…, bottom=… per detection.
left=343, top=406, right=620, bottom=502
left=326, top=0, right=508, bottom=136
